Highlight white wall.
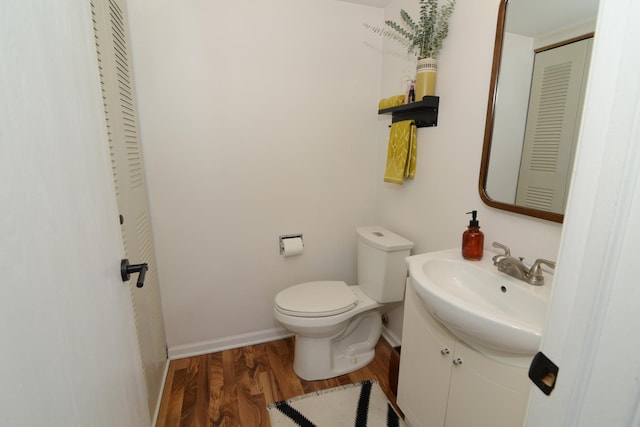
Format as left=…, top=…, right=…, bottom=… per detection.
left=534, top=19, right=597, bottom=50
left=376, top=0, right=564, bottom=340
left=486, top=32, right=533, bottom=203
left=127, top=0, right=385, bottom=354
left=127, top=0, right=564, bottom=355
left=377, top=0, right=562, bottom=257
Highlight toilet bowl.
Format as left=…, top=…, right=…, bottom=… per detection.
left=274, top=282, right=382, bottom=380
left=273, top=227, right=414, bottom=381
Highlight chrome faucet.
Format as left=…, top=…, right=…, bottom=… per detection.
left=491, top=242, right=556, bottom=286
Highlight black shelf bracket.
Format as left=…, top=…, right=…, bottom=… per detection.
left=378, top=96, right=439, bottom=128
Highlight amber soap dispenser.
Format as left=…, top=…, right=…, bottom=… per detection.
left=462, top=210, right=484, bottom=260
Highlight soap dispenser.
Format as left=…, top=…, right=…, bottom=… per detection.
left=462, top=210, right=484, bottom=260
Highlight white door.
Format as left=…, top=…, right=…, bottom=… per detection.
left=516, top=38, right=592, bottom=213
left=0, top=1, right=149, bottom=425
left=92, top=0, right=168, bottom=416
left=525, top=0, right=640, bottom=425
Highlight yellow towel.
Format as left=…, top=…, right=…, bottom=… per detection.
left=384, top=120, right=417, bottom=185
left=378, top=95, right=406, bottom=110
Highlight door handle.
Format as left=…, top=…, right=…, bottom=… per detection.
left=121, top=259, right=148, bottom=288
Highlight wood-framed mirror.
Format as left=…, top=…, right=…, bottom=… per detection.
left=479, top=0, right=599, bottom=223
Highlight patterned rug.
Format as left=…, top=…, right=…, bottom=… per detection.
left=267, top=380, right=406, bottom=427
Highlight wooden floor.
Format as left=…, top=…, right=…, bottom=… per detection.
left=155, top=337, right=400, bottom=427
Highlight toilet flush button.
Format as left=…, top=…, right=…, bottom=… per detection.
left=372, top=231, right=384, bottom=237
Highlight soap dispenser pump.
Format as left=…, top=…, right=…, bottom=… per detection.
left=462, top=210, right=484, bottom=260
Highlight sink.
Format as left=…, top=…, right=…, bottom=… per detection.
left=406, top=248, right=552, bottom=356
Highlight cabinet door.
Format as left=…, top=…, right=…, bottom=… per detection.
left=445, top=341, right=531, bottom=427
left=398, top=281, right=457, bottom=427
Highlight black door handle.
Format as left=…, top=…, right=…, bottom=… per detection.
left=121, top=259, right=148, bottom=288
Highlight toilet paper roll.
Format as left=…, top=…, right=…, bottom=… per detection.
left=282, top=237, right=304, bottom=257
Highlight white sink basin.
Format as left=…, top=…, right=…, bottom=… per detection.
left=406, top=248, right=552, bottom=356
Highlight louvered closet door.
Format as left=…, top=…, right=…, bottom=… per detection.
left=92, top=0, right=167, bottom=416
left=516, top=38, right=593, bottom=213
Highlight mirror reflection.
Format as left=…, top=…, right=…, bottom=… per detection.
left=480, top=0, right=600, bottom=223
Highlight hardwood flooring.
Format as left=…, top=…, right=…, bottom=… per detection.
left=155, top=337, right=400, bottom=427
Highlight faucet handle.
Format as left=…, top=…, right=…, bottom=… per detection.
left=491, top=242, right=511, bottom=263
left=528, top=259, right=556, bottom=286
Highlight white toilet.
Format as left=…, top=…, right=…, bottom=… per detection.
left=273, top=226, right=414, bottom=380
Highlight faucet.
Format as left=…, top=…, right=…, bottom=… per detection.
left=491, top=242, right=556, bottom=286
left=491, top=241, right=511, bottom=264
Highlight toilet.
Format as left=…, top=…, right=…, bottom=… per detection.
left=273, top=226, right=414, bottom=380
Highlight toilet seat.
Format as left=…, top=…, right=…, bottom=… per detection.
left=275, top=281, right=357, bottom=317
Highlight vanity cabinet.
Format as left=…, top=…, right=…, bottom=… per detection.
left=397, top=280, right=532, bottom=427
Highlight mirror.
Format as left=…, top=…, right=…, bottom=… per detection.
left=479, top=0, right=599, bottom=223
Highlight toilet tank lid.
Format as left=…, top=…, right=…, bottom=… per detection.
left=357, top=226, right=414, bottom=251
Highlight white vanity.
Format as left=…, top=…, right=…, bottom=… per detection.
left=396, top=249, right=552, bottom=427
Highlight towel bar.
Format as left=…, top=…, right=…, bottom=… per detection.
left=379, top=96, right=439, bottom=128
left=389, top=120, right=432, bottom=128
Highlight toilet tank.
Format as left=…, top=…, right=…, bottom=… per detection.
left=356, top=226, right=414, bottom=303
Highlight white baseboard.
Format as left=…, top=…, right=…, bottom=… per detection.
left=169, top=326, right=400, bottom=360
left=381, top=326, right=401, bottom=348
left=167, top=327, right=293, bottom=360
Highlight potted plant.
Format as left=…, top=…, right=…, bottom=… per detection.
left=366, top=0, right=456, bottom=99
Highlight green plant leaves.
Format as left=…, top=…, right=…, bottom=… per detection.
left=366, top=0, right=456, bottom=60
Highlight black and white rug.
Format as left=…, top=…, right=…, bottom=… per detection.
left=267, top=380, right=406, bottom=427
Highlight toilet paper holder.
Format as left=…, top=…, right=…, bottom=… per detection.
left=279, top=234, right=304, bottom=255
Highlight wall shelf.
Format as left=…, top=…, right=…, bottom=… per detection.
left=378, top=96, right=439, bottom=128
